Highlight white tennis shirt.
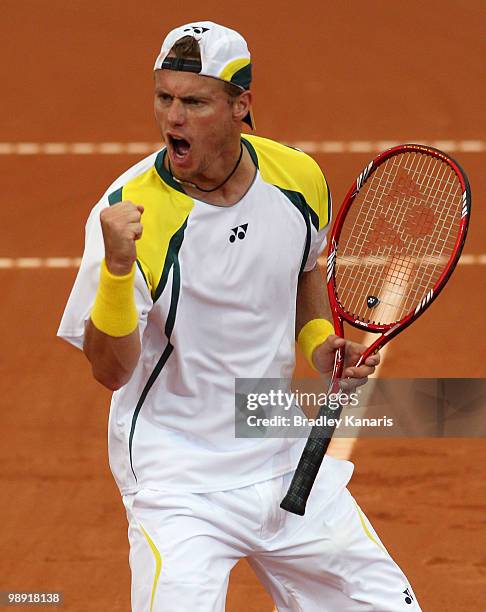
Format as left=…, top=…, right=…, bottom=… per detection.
left=58, top=135, right=353, bottom=494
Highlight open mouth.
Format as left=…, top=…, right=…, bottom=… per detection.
left=168, top=135, right=191, bottom=162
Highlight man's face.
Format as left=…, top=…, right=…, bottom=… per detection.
left=154, top=69, right=239, bottom=179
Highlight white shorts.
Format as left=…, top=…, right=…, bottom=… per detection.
left=122, top=469, right=421, bottom=612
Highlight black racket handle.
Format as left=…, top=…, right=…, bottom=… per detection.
left=280, top=404, right=343, bottom=515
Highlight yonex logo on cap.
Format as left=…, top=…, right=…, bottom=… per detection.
left=183, top=26, right=210, bottom=35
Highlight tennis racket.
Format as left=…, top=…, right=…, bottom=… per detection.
left=280, top=143, right=471, bottom=516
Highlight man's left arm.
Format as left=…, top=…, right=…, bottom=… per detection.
left=296, top=266, right=379, bottom=387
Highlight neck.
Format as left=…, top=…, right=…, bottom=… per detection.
left=168, top=142, right=244, bottom=194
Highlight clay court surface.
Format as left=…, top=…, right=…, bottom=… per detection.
left=1, top=1, right=485, bottom=610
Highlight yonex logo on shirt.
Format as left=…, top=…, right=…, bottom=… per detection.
left=229, top=224, right=248, bottom=243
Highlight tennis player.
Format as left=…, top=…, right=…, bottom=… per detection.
left=58, top=21, right=421, bottom=611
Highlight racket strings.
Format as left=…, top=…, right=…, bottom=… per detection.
left=377, top=155, right=460, bottom=314
left=340, top=175, right=459, bottom=323
left=337, top=154, right=428, bottom=320
left=338, top=155, right=461, bottom=323
left=334, top=152, right=462, bottom=325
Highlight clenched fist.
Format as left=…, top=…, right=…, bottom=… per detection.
left=100, top=201, right=144, bottom=275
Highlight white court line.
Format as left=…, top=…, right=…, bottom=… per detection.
left=0, top=257, right=82, bottom=268
left=0, top=254, right=483, bottom=270
left=317, top=253, right=483, bottom=268
left=0, top=140, right=484, bottom=155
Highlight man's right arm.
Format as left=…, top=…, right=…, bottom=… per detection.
left=83, top=201, right=144, bottom=391
left=84, top=321, right=141, bottom=391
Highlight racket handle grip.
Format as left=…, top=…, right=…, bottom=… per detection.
left=280, top=436, right=330, bottom=515
left=280, top=414, right=338, bottom=515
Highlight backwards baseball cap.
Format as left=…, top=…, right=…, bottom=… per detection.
left=154, top=21, right=254, bottom=129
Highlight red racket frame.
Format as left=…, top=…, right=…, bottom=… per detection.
left=326, top=143, right=471, bottom=380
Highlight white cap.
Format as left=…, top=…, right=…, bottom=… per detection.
left=154, top=21, right=254, bottom=127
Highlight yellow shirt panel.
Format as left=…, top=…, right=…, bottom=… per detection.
left=242, top=134, right=330, bottom=231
